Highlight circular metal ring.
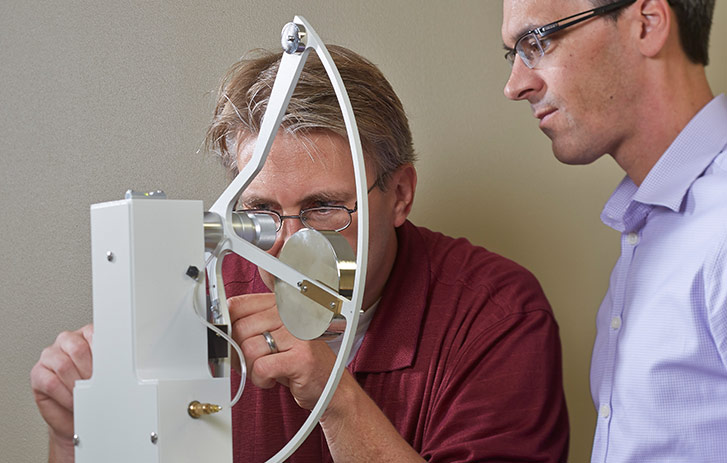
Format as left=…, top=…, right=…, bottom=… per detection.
left=261, top=330, right=278, bottom=354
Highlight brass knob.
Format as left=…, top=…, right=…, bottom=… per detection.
left=188, top=400, right=222, bottom=419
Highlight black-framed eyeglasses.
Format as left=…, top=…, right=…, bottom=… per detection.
left=238, top=181, right=378, bottom=233
left=504, top=0, right=636, bottom=69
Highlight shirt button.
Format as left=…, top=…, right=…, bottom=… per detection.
left=626, top=232, right=639, bottom=245
left=599, top=404, right=611, bottom=419
left=611, top=316, right=622, bottom=330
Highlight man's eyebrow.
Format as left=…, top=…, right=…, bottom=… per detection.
left=239, top=190, right=353, bottom=209
left=299, top=191, right=352, bottom=205
left=237, top=194, right=278, bottom=209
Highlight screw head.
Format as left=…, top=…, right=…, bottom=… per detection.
left=106, top=251, right=114, bottom=262
left=73, top=434, right=79, bottom=446
left=150, top=432, right=158, bottom=444
left=185, top=265, right=200, bottom=280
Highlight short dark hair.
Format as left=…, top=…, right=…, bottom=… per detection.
left=590, top=0, right=716, bottom=65
left=205, top=45, right=416, bottom=185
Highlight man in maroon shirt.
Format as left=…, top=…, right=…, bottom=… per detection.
left=31, top=45, right=569, bottom=462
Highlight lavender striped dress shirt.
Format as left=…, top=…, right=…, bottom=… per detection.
left=591, top=94, right=727, bottom=462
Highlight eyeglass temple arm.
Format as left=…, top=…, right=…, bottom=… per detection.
left=537, top=0, right=636, bottom=37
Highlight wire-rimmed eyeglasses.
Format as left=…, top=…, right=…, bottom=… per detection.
left=238, top=181, right=378, bottom=233
left=504, top=0, right=636, bottom=69
left=241, top=204, right=357, bottom=233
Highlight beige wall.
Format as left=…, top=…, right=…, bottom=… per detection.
left=1, top=1, right=725, bottom=461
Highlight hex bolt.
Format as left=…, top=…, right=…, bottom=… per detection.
left=186, top=265, right=200, bottom=280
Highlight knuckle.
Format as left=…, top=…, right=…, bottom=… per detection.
left=81, top=323, right=94, bottom=337
left=241, top=337, right=258, bottom=356
left=32, top=367, right=62, bottom=397
left=251, top=361, right=275, bottom=388
left=231, top=322, right=249, bottom=345
left=65, top=337, right=89, bottom=359
left=55, top=358, right=74, bottom=378
left=43, top=372, right=64, bottom=395
left=39, top=345, right=55, bottom=362
left=29, top=363, right=43, bottom=388
left=55, top=330, right=73, bottom=344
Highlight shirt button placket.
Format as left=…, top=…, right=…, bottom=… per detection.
left=597, top=230, right=639, bottom=460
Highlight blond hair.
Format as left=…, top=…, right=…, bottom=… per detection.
left=205, top=45, right=416, bottom=186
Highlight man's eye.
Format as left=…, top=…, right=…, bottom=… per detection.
left=309, top=208, right=335, bottom=217
left=309, top=200, right=341, bottom=208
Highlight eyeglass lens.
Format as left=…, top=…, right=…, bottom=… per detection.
left=250, top=208, right=353, bottom=232
left=517, top=33, right=545, bottom=68
left=299, top=208, right=352, bottom=231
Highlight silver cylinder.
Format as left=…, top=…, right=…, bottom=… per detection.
left=204, top=211, right=277, bottom=252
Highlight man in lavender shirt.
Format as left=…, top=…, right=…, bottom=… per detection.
left=502, top=0, right=726, bottom=461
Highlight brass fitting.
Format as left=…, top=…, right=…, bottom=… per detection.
left=188, top=400, right=222, bottom=419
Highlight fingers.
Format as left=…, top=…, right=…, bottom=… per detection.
left=248, top=330, right=329, bottom=388
left=228, top=293, right=283, bottom=376
left=241, top=327, right=288, bottom=364
left=30, top=324, right=94, bottom=439
left=251, top=340, right=338, bottom=411
left=230, top=306, right=283, bottom=343
left=228, top=293, right=335, bottom=409
left=227, top=293, right=277, bottom=324
left=37, top=329, right=93, bottom=395
left=30, top=361, right=74, bottom=411
left=237, top=325, right=302, bottom=388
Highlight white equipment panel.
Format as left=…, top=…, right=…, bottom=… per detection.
left=74, top=198, right=232, bottom=462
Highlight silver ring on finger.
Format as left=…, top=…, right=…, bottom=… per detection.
left=261, top=330, right=278, bottom=354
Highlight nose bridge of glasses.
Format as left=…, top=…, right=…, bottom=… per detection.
left=276, top=214, right=306, bottom=243
left=279, top=212, right=306, bottom=230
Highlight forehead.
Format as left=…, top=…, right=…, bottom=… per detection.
left=236, top=131, right=360, bottom=203
left=501, top=0, right=590, bottom=44
left=238, top=131, right=352, bottom=175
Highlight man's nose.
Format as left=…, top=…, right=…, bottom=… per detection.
left=269, top=217, right=305, bottom=257
left=503, top=57, right=543, bottom=101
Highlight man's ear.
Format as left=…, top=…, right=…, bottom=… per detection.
left=635, top=0, right=672, bottom=58
left=387, top=164, right=417, bottom=228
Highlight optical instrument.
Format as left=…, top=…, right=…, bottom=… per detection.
left=73, top=16, right=368, bottom=462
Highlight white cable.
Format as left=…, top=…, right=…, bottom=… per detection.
left=192, top=277, right=246, bottom=408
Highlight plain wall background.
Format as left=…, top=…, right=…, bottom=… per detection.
left=1, top=1, right=725, bottom=461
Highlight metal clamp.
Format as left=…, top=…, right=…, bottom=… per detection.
left=281, top=22, right=307, bottom=54
left=298, top=279, right=342, bottom=315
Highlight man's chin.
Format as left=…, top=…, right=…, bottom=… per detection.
left=550, top=139, right=601, bottom=166
left=259, top=269, right=275, bottom=292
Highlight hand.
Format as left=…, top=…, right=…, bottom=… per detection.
left=228, top=293, right=337, bottom=410
left=228, top=294, right=424, bottom=462
left=30, top=324, right=93, bottom=449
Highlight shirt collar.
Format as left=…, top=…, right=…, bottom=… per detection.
left=602, top=94, right=727, bottom=231
left=350, top=220, right=429, bottom=373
